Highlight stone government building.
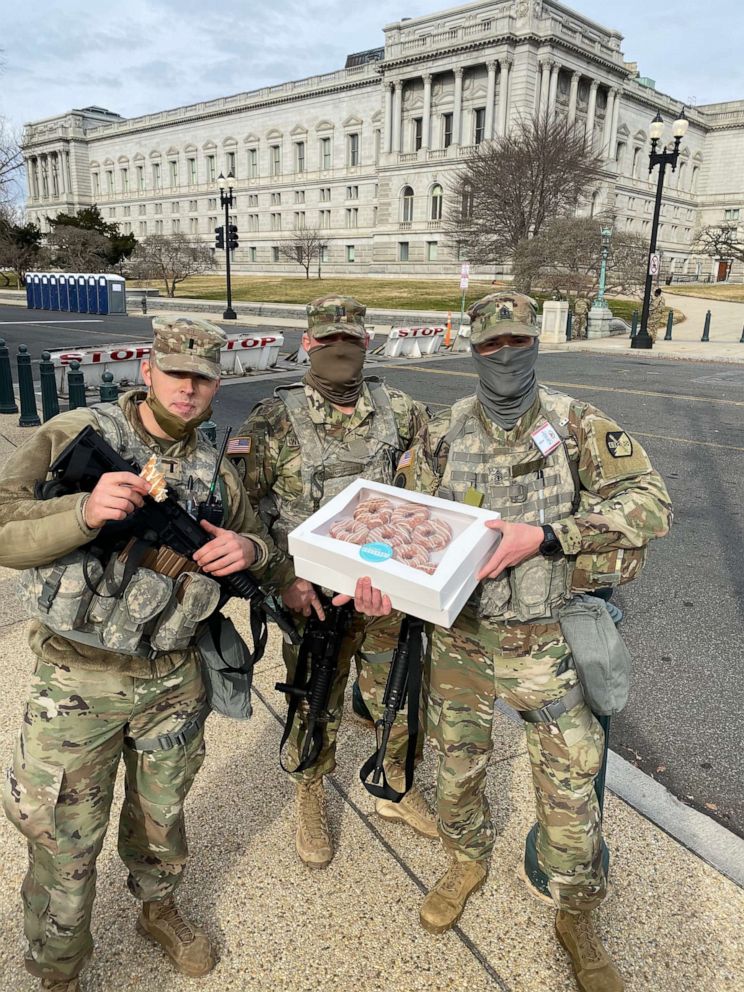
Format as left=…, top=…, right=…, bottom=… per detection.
left=22, top=0, right=744, bottom=281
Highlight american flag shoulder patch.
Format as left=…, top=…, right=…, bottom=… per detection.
left=397, top=450, right=413, bottom=468
left=227, top=436, right=252, bottom=455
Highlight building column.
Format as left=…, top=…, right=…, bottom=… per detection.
left=453, top=67, right=464, bottom=146
left=602, top=88, right=616, bottom=156
left=56, top=151, right=65, bottom=197
left=585, top=80, right=599, bottom=149
left=392, top=81, right=402, bottom=154
left=40, top=154, right=48, bottom=199
left=610, top=89, right=621, bottom=158
left=497, top=56, right=512, bottom=134
left=548, top=61, right=559, bottom=119
left=384, top=81, right=393, bottom=153
left=538, top=60, right=550, bottom=115
left=422, top=73, right=432, bottom=149
left=568, top=71, right=580, bottom=127
left=485, top=61, right=497, bottom=140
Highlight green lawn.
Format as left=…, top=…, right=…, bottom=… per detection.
left=666, top=283, right=744, bottom=303
left=0, top=271, right=21, bottom=290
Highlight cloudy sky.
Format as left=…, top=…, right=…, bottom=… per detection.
left=1, top=0, right=741, bottom=131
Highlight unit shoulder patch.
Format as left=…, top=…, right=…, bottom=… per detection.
left=605, top=431, right=633, bottom=458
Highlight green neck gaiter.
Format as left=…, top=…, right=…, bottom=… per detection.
left=305, top=339, right=366, bottom=406
left=145, top=388, right=212, bottom=441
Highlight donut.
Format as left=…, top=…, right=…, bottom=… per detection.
left=412, top=561, right=438, bottom=575
left=413, top=518, right=452, bottom=552
left=355, top=507, right=393, bottom=528
left=391, top=503, right=430, bottom=527
left=329, top=518, right=369, bottom=544
left=394, top=544, right=430, bottom=569
left=375, top=521, right=413, bottom=548
left=354, top=497, right=394, bottom=519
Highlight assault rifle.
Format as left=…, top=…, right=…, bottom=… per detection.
left=38, top=425, right=300, bottom=653
left=359, top=614, right=425, bottom=803
left=276, top=594, right=353, bottom=772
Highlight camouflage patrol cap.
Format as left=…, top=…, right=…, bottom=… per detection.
left=467, top=292, right=539, bottom=346
left=151, top=314, right=227, bottom=380
left=306, top=295, right=366, bottom=339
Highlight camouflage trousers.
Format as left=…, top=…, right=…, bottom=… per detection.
left=282, top=610, right=424, bottom=785
left=428, top=614, right=607, bottom=912
left=2, top=655, right=206, bottom=982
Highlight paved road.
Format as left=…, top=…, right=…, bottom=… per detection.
left=1, top=305, right=742, bottom=838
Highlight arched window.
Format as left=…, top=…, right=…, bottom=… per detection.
left=691, top=166, right=699, bottom=193
left=677, top=161, right=686, bottom=191
left=615, top=141, right=626, bottom=168
left=589, top=191, right=599, bottom=218
left=632, top=147, right=641, bottom=179
left=401, top=185, right=414, bottom=223
left=461, top=184, right=474, bottom=219
left=430, top=183, right=443, bottom=221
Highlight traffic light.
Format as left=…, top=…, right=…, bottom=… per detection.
left=227, top=224, right=239, bottom=251
left=214, top=225, right=225, bottom=250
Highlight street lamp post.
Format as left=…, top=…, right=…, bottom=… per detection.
left=632, top=109, right=689, bottom=350
left=594, top=224, right=613, bottom=309
left=218, top=171, right=237, bottom=320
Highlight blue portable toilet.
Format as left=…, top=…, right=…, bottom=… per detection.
left=49, top=275, right=60, bottom=311
left=87, top=276, right=98, bottom=314
left=41, top=274, right=51, bottom=310
left=58, top=275, right=69, bottom=311
left=32, top=274, right=42, bottom=308
left=77, top=275, right=88, bottom=313
left=97, top=276, right=109, bottom=315
left=25, top=275, right=34, bottom=308
left=68, top=275, right=79, bottom=312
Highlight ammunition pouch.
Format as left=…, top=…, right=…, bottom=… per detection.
left=558, top=594, right=632, bottom=715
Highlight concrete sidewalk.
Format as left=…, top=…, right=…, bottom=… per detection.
left=0, top=420, right=743, bottom=992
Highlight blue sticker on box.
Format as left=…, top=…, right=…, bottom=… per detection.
left=359, top=542, right=394, bottom=563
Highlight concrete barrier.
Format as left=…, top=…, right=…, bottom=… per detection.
left=383, top=326, right=445, bottom=359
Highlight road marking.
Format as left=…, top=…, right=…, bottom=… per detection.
left=632, top=431, right=744, bottom=453
left=385, top=364, right=744, bottom=408
left=0, top=319, right=104, bottom=325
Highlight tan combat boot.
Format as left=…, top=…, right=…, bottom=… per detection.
left=556, top=910, right=624, bottom=992
left=137, top=895, right=216, bottom=977
left=419, top=858, right=488, bottom=934
left=376, top=786, right=439, bottom=839
left=296, top=778, right=333, bottom=868
left=41, top=981, right=80, bottom=992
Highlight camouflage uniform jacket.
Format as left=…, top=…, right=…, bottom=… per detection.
left=231, top=379, right=429, bottom=574
left=401, top=388, right=672, bottom=616
left=0, top=390, right=292, bottom=678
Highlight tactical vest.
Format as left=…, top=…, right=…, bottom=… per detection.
left=271, top=378, right=402, bottom=552
left=437, top=387, right=579, bottom=622
left=18, top=400, right=223, bottom=659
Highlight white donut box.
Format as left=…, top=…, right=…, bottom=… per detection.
left=287, top=479, right=501, bottom=627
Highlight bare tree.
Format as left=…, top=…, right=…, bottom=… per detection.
left=693, top=224, right=744, bottom=266
left=0, top=203, right=42, bottom=285
left=128, top=234, right=216, bottom=297
left=277, top=226, right=328, bottom=278
left=446, top=114, right=604, bottom=266
left=0, top=117, right=23, bottom=207
left=44, top=225, right=111, bottom=271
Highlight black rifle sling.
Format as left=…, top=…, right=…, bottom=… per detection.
left=277, top=623, right=323, bottom=774
left=359, top=615, right=424, bottom=803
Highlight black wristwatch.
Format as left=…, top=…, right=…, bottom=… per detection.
left=538, top=525, right=563, bottom=558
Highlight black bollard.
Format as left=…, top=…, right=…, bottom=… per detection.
left=740, top=325, right=744, bottom=344
left=566, top=311, right=573, bottom=341
left=701, top=310, right=711, bottom=342
left=630, top=310, right=638, bottom=338
left=141, top=294, right=148, bottom=315
left=67, top=360, right=87, bottom=410
left=99, top=370, right=119, bottom=404
left=17, top=344, right=41, bottom=427
left=0, top=337, right=18, bottom=414
left=39, top=351, right=60, bottom=422
left=664, top=309, right=674, bottom=341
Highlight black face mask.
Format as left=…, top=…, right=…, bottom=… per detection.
left=305, top=339, right=366, bottom=406
left=472, top=339, right=539, bottom=429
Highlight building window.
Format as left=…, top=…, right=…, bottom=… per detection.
left=248, top=194, right=258, bottom=207
left=345, top=207, right=358, bottom=228
left=136, top=165, right=145, bottom=191
left=442, top=113, right=453, bottom=148
left=401, top=185, right=414, bottom=223
left=120, top=167, right=129, bottom=193
left=474, top=108, right=486, bottom=145
left=373, top=205, right=378, bottom=226
left=294, top=189, right=305, bottom=204
left=108, top=208, right=116, bottom=218
left=139, top=221, right=147, bottom=236
left=616, top=141, right=626, bottom=167
left=295, top=141, right=305, bottom=173
left=188, top=199, right=197, bottom=211
left=348, top=132, right=360, bottom=166
left=461, top=184, right=474, bottom=219
left=169, top=160, right=178, bottom=187
left=320, top=137, right=332, bottom=170
left=270, top=144, right=281, bottom=176
left=172, top=219, right=180, bottom=233
left=153, top=163, right=161, bottom=189
left=413, top=118, right=423, bottom=151
left=430, top=184, right=443, bottom=221
left=691, top=167, right=699, bottom=193
left=346, top=244, right=355, bottom=263
left=345, top=185, right=359, bottom=200
left=427, top=241, right=438, bottom=261
left=631, top=148, right=641, bottom=179
left=155, top=219, right=163, bottom=234
left=105, top=170, right=114, bottom=194
left=247, top=148, right=258, bottom=178
left=249, top=246, right=257, bottom=262
left=171, top=201, right=180, bottom=213
left=206, top=155, right=216, bottom=182
left=92, top=173, right=100, bottom=196
left=724, top=208, right=740, bottom=221
left=189, top=218, right=198, bottom=234
left=320, top=245, right=329, bottom=263
left=294, top=211, right=306, bottom=228
left=138, top=203, right=146, bottom=215
left=208, top=215, right=218, bottom=230
left=272, top=246, right=280, bottom=262
left=320, top=187, right=331, bottom=202
left=271, top=192, right=281, bottom=206
left=154, top=202, right=163, bottom=214
left=123, top=205, right=131, bottom=217
left=270, top=212, right=282, bottom=231
left=187, top=157, right=197, bottom=185
left=319, top=209, right=331, bottom=229
left=226, top=151, right=236, bottom=177
left=248, top=214, right=259, bottom=231
left=399, top=241, right=409, bottom=262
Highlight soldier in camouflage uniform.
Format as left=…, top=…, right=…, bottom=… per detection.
left=648, top=288, right=667, bottom=343
left=229, top=295, right=437, bottom=869
left=0, top=316, right=293, bottom=992
left=396, top=292, right=671, bottom=992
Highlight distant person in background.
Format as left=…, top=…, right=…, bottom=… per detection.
left=648, top=288, right=667, bottom=343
